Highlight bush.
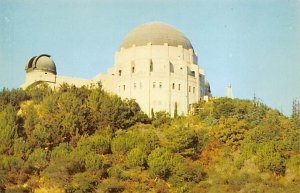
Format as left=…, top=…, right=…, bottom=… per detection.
left=77, top=135, right=110, bottom=155
left=164, top=126, right=198, bottom=156
left=27, top=148, right=48, bottom=171
left=111, top=129, right=159, bottom=155
left=147, top=148, right=174, bottom=179
left=97, top=178, right=125, bottom=193
left=69, top=172, right=97, bottom=193
left=125, top=147, right=147, bottom=168
left=169, top=162, right=206, bottom=187
left=152, top=111, right=171, bottom=127
left=5, top=186, right=32, bottom=193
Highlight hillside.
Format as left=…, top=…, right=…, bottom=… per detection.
left=0, top=84, right=299, bottom=193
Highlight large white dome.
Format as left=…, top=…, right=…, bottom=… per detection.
left=119, top=22, right=193, bottom=50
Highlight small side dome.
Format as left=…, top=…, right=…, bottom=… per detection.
left=25, top=54, right=57, bottom=74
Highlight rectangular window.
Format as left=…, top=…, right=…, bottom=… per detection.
left=159, top=82, right=162, bottom=88
left=123, top=85, right=125, bottom=91
left=172, top=83, right=175, bottom=90
left=189, top=86, right=191, bottom=92
left=118, top=70, right=122, bottom=76
left=131, top=61, right=135, bottom=73
left=150, top=60, right=153, bottom=72
left=153, top=82, right=156, bottom=88
left=170, top=62, right=174, bottom=73
left=193, top=87, right=195, bottom=93
left=178, top=84, right=181, bottom=91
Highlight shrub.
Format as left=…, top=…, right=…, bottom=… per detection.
left=125, top=147, right=147, bottom=168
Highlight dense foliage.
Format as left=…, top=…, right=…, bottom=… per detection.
left=0, top=84, right=299, bottom=192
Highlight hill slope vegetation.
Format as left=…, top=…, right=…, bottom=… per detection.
left=0, top=84, right=299, bottom=193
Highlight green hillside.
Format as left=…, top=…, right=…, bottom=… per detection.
left=0, top=84, right=299, bottom=193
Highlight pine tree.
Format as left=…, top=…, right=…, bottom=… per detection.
left=174, top=102, right=178, bottom=118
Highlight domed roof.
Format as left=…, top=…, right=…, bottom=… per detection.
left=25, top=54, right=57, bottom=74
left=120, top=22, right=193, bottom=50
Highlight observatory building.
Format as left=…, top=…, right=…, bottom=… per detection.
left=21, top=22, right=210, bottom=116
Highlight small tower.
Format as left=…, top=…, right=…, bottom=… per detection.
left=226, top=84, right=233, bottom=99
left=22, top=54, right=57, bottom=89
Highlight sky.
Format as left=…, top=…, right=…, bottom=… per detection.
left=0, top=0, right=299, bottom=116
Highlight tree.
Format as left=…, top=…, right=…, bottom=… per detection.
left=256, top=141, right=286, bottom=175
left=23, top=103, right=39, bottom=145
left=87, top=86, right=149, bottom=130
left=0, top=88, right=30, bottom=111
left=39, top=88, right=95, bottom=146
left=69, top=172, right=97, bottom=193
left=1, top=155, right=27, bottom=184
left=151, top=108, right=155, bottom=120
left=174, top=102, right=178, bottom=118
left=13, top=138, right=30, bottom=160
left=111, top=129, right=159, bottom=155
left=84, top=153, right=106, bottom=176
left=212, top=117, right=248, bottom=148
left=291, top=99, right=300, bottom=127
left=31, top=124, right=50, bottom=148
left=26, top=83, right=52, bottom=103
left=0, top=104, right=18, bottom=154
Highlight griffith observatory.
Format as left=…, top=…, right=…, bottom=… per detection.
left=21, top=22, right=211, bottom=116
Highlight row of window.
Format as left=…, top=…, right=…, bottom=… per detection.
left=117, top=61, right=191, bottom=76
left=119, top=83, right=196, bottom=93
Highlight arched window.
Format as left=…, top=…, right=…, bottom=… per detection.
left=118, top=70, right=122, bottom=76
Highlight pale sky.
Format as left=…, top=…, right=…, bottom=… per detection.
left=0, top=0, right=299, bottom=116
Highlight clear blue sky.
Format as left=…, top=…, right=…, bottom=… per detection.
left=0, top=0, right=299, bottom=116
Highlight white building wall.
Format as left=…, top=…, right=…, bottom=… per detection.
left=111, top=44, right=205, bottom=116
left=21, top=70, right=56, bottom=89
left=22, top=45, right=205, bottom=117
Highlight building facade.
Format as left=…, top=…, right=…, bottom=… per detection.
left=21, top=22, right=209, bottom=116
